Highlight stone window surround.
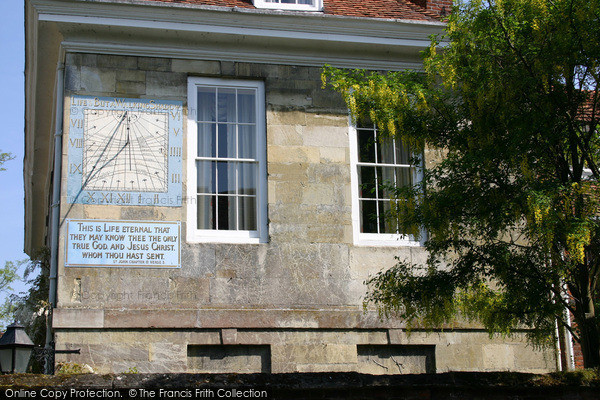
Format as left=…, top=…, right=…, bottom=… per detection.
left=186, top=77, right=268, bottom=244
left=349, top=119, right=423, bottom=247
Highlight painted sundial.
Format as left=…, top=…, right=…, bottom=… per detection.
left=67, top=96, right=183, bottom=206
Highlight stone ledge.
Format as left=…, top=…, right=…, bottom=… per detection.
left=53, top=309, right=104, bottom=329
left=52, top=308, right=488, bottom=330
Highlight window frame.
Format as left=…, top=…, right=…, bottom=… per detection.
left=252, top=0, right=323, bottom=12
left=349, top=119, right=424, bottom=247
left=186, top=77, right=268, bottom=244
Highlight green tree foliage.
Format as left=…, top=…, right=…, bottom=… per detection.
left=0, top=150, right=14, bottom=172
left=323, top=0, right=600, bottom=367
left=0, top=148, right=17, bottom=328
left=0, top=261, right=19, bottom=329
left=7, top=248, right=49, bottom=372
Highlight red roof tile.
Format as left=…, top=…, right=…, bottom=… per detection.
left=325, top=0, right=439, bottom=20
left=579, top=91, right=599, bottom=121
left=141, top=0, right=442, bottom=21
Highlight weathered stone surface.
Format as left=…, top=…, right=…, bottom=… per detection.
left=303, top=125, right=348, bottom=148
left=272, top=344, right=358, bottom=366
left=482, top=344, right=515, bottom=371
left=115, top=81, right=146, bottom=96
left=116, top=69, right=146, bottom=82
left=268, top=145, right=320, bottom=163
left=82, top=204, right=121, bottom=220
left=236, top=62, right=282, bottom=79
left=80, top=67, right=116, bottom=93
left=267, top=125, right=304, bottom=146
left=273, top=181, right=304, bottom=204
left=137, top=57, right=171, bottom=72
left=209, top=276, right=264, bottom=305
left=149, top=342, right=186, bottom=363
left=97, top=55, right=138, bottom=70
left=268, top=162, right=309, bottom=183
left=177, top=244, right=216, bottom=278
left=64, top=66, right=80, bottom=91
left=215, top=245, right=260, bottom=279
left=311, top=89, right=347, bottom=110
left=357, top=345, right=435, bottom=375
left=172, top=59, right=220, bottom=74
left=306, top=112, right=348, bottom=127
left=220, top=61, right=236, bottom=76
left=267, top=110, right=307, bottom=126
left=145, top=71, right=186, bottom=98
left=320, top=147, right=347, bottom=163
left=112, top=361, right=186, bottom=374
left=56, top=57, right=556, bottom=375
left=188, top=345, right=271, bottom=373
left=268, top=91, right=313, bottom=107
left=349, top=246, right=410, bottom=280
left=301, top=183, right=336, bottom=205
left=103, top=310, right=199, bottom=328
left=53, top=308, right=104, bottom=328
left=80, top=53, right=98, bottom=67
left=220, top=329, right=238, bottom=345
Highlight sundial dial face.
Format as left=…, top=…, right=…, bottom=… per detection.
left=67, top=96, right=183, bottom=206
left=82, top=109, right=169, bottom=192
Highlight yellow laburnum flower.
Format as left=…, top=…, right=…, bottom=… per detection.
left=387, top=119, right=396, bottom=137
left=534, top=208, right=543, bottom=224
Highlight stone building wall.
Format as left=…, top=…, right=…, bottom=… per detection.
left=53, top=53, right=556, bottom=374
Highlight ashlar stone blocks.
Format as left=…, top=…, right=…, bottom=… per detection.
left=54, top=54, right=556, bottom=375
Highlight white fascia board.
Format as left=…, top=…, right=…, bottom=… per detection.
left=39, top=14, right=429, bottom=48
left=31, top=0, right=444, bottom=49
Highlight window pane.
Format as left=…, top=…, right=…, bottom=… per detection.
left=197, top=88, right=216, bottom=122
left=239, top=162, right=256, bottom=195
left=378, top=167, right=396, bottom=198
left=217, top=161, right=236, bottom=195
left=379, top=139, right=396, bottom=164
left=197, top=123, right=216, bottom=158
left=357, top=129, right=375, bottom=163
left=360, top=200, right=378, bottom=233
left=239, top=196, right=257, bottom=231
left=396, top=167, right=413, bottom=187
left=396, top=140, right=411, bottom=165
left=238, top=89, right=256, bottom=124
left=238, top=125, right=256, bottom=159
left=191, top=80, right=263, bottom=234
left=355, top=116, right=418, bottom=238
left=218, top=88, right=236, bottom=123
left=218, top=124, right=236, bottom=158
left=197, top=195, right=216, bottom=229
left=379, top=200, right=398, bottom=234
left=358, top=166, right=376, bottom=199
left=217, top=196, right=236, bottom=230
left=196, top=161, right=215, bottom=194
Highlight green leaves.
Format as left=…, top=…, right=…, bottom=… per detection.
left=324, top=0, right=600, bottom=360
left=0, top=151, right=14, bottom=172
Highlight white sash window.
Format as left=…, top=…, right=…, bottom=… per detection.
left=350, top=120, right=423, bottom=246
left=253, top=0, right=323, bottom=12
left=187, top=78, right=267, bottom=243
